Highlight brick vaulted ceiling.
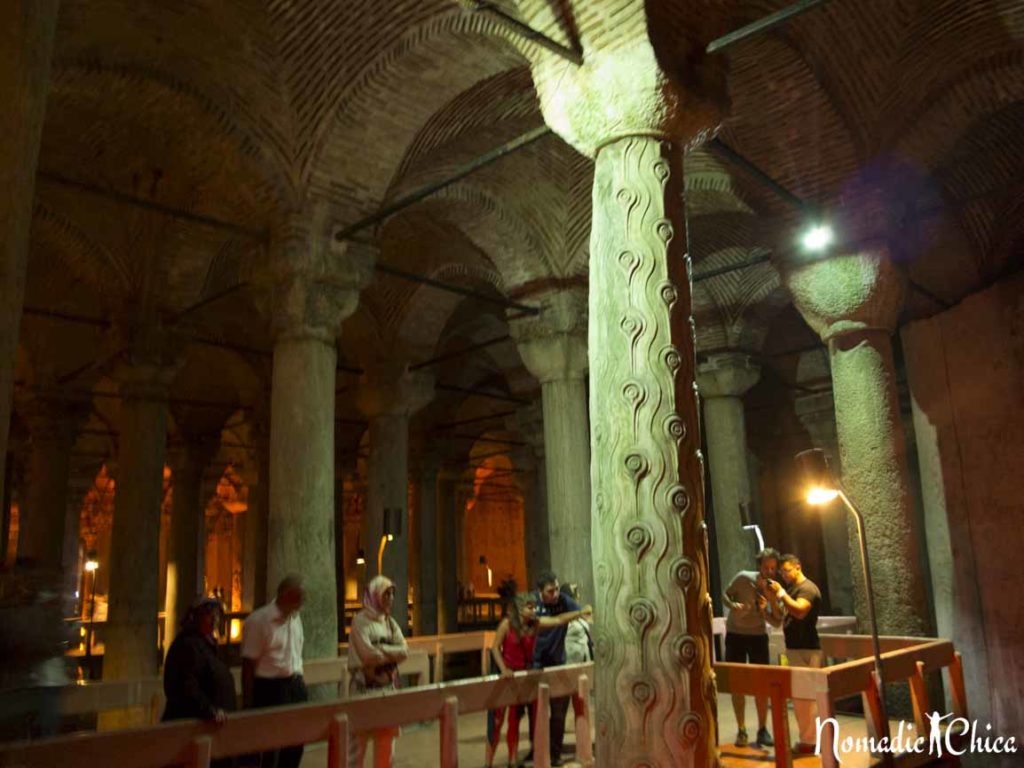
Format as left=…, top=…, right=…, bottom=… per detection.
left=20, top=0, right=1024, bottom=447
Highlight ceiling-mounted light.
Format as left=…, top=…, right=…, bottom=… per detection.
left=801, top=223, right=834, bottom=253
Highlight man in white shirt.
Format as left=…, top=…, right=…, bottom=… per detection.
left=242, top=574, right=307, bottom=768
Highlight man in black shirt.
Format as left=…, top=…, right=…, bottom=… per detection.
left=768, top=554, right=823, bottom=754
left=532, top=571, right=581, bottom=767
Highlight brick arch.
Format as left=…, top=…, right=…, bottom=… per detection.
left=306, top=9, right=530, bottom=215
left=47, top=62, right=290, bottom=208
left=31, top=201, right=130, bottom=305
left=396, top=262, right=507, bottom=351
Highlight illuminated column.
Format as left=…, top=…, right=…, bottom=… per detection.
left=696, top=353, right=760, bottom=585
left=240, top=409, right=269, bottom=610
left=528, top=30, right=726, bottom=764
left=513, top=404, right=549, bottom=586
left=0, top=0, right=60, bottom=509
left=104, top=357, right=174, bottom=725
left=164, top=437, right=217, bottom=654
left=783, top=245, right=930, bottom=637
left=510, top=287, right=593, bottom=603
left=264, top=208, right=373, bottom=663
left=356, top=368, right=433, bottom=633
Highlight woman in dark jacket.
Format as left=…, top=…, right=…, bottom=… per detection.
left=162, top=597, right=237, bottom=727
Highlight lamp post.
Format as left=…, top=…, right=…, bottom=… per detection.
left=796, top=449, right=892, bottom=763
left=83, top=553, right=99, bottom=677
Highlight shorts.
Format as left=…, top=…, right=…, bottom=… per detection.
left=725, top=633, right=770, bottom=665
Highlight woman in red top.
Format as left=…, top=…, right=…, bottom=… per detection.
left=486, top=591, right=537, bottom=768
left=486, top=588, right=591, bottom=768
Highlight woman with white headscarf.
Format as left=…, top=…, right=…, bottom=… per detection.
left=347, top=575, right=408, bottom=767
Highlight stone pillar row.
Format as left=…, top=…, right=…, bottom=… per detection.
left=696, top=353, right=760, bottom=586
left=509, top=287, right=593, bottom=603
left=356, top=367, right=433, bottom=633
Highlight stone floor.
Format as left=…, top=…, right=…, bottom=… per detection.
left=297, top=693, right=911, bottom=767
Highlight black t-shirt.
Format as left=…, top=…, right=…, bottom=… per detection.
left=532, top=593, right=581, bottom=668
left=783, top=578, right=822, bottom=650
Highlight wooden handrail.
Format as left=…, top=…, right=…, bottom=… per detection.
left=0, top=665, right=594, bottom=768
left=715, top=634, right=968, bottom=768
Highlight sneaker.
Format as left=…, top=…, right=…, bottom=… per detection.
left=756, top=727, right=774, bottom=748
left=735, top=728, right=749, bottom=747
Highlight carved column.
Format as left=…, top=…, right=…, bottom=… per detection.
left=436, top=466, right=460, bottom=634
left=264, top=209, right=373, bottom=663
left=696, top=353, right=760, bottom=586
left=782, top=245, right=929, bottom=638
left=356, top=368, right=433, bottom=633
left=164, top=437, right=217, bottom=654
left=510, top=287, right=593, bottom=601
left=103, top=360, right=174, bottom=725
left=18, top=394, right=83, bottom=572
left=529, top=31, right=726, bottom=765
left=0, top=0, right=60, bottom=509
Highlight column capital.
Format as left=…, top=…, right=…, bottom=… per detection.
left=531, top=36, right=726, bottom=157
left=780, top=243, right=905, bottom=342
left=356, top=366, right=434, bottom=419
left=261, top=204, right=375, bottom=342
left=19, top=389, right=89, bottom=440
left=509, top=287, right=587, bottom=383
left=696, top=353, right=760, bottom=398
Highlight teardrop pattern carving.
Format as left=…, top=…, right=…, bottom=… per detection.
left=588, top=137, right=715, bottom=766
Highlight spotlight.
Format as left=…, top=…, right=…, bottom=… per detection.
left=801, top=223, right=833, bottom=252
left=84, top=558, right=99, bottom=572
left=355, top=548, right=366, bottom=566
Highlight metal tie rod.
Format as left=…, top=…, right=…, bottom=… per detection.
left=463, top=1, right=583, bottom=65
left=706, top=0, right=830, bottom=54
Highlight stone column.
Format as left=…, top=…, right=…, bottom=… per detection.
left=436, top=466, right=459, bottom=634
left=510, top=287, right=593, bottom=602
left=782, top=246, right=930, bottom=637
left=696, top=353, right=760, bottom=587
left=103, top=363, right=172, bottom=721
left=264, top=210, right=373, bottom=663
left=415, top=456, right=439, bottom=635
left=795, top=390, right=855, bottom=615
left=0, top=0, right=61, bottom=509
left=18, top=395, right=81, bottom=572
left=511, top=404, right=550, bottom=587
left=356, top=369, right=433, bottom=633
left=164, top=438, right=216, bottom=654
left=528, top=33, right=725, bottom=764
left=241, top=413, right=270, bottom=611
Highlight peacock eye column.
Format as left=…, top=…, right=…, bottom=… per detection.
left=528, top=32, right=727, bottom=766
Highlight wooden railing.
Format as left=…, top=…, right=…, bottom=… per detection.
left=715, top=634, right=968, bottom=768
left=52, top=631, right=495, bottom=726
left=0, top=664, right=595, bottom=768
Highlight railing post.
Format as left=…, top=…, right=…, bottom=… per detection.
left=909, top=660, right=930, bottom=734
left=434, top=640, right=444, bottom=683
left=535, top=682, right=551, bottom=768
left=327, top=713, right=350, bottom=768
left=188, top=735, right=212, bottom=768
left=440, top=695, right=459, bottom=767
left=948, top=651, right=969, bottom=719
left=769, top=681, right=793, bottom=768
left=575, top=673, right=593, bottom=767
left=861, top=674, right=885, bottom=740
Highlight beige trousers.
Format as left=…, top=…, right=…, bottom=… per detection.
left=787, top=648, right=825, bottom=746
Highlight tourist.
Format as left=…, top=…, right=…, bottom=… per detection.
left=723, top=547, right=783, bottom=749
left=559, top=582, right=593, bottom=735
left=485, top=586, right=537, bottom=768
left=532, top=571, right=592, bottom=767
left=347, top=574, right=408, bottom=768
left=768, top=554, right=823, bottom=754
left=241, top=574, right=307, bottom=768
left=163, top=597, right=236, bottom=766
